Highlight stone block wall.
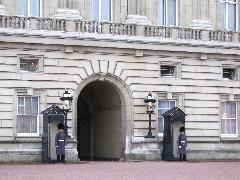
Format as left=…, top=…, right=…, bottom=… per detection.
left=0, top=28, right=239, bottom=161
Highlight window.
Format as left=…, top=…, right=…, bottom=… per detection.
left=158, top=0, right=177, bottom=26
left=20, top=58, right=39, bottom=72
left=18, top=55, right=44, bottom=73
left=220, top=0, right=238, bottom=31
left=221, top=101, right=237, bottom=137
left=18, top=0, right=42, bottom=17
left=92, top=0, right=111, bottom=21
left=17, top=96, right=39, bottom=136
left=160, top=65, right=175, bottom=77
left=223, top=68, right=236, bottom=80
left=158, top=100, right=176, bottom=136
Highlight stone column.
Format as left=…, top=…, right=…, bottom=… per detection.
left=0, top=4, right=8, bottom=15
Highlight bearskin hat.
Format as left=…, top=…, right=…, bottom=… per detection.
left=180, top=126, right=185, bottom=133
left=57, top=123, right=64, bottom=130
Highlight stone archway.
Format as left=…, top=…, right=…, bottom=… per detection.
left=72, top=74, right=133, bottom=160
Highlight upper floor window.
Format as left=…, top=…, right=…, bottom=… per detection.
left=158, top=0, right=177, bottom=26
left=220, top=0, right=238, bottom=31
left=20, top=58, right=39, bottom=72
left=18, top=55, right=44, bottom=73
left=221, top=101, right=237, bottom=137
left=92, top=0, right=111, bottom=21
left=18, top=0, right=42, bottom=17
left=160, top=65, right=176, bottom=77
left=158, top=100, right=176, bottom=136
left=17, top=96, right=39, bottom=136
left=223, top=68, right=237, bottom=80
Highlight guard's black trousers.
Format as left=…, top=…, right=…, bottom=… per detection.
left=179, top=154, right=187, bottom=161
left=57, top=154, right=65, bottom=163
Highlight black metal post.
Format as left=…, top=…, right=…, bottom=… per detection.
left=145, top=111, right=155, bottom=138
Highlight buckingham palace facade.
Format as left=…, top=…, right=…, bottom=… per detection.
left=0, top=0, right=239, bottom=162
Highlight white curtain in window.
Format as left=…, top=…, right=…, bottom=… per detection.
left=92, top=0, right=100, bottom=20
left=221, top=102, right=237, bottom=135
left=17, top=97, right=38, bottom=134
left=226, top=102, right=236, bottom=118
left=167, top=0, right=176, bottom=26
left=101, top=0, right=111, bottom=21
left=159, top=0, right=164, bottom=25
left=19, top=0, right=27, bottom=16
left=30, top=0, right=40, bottom=16
left=92, top=0, right=111, bottom=21
left=228, top=3, right=236, bottom=31
left=220, top=0, right=237, bottom=31
left=159, top=0, right=176, bottom=26
left=18, top=0, right=40, bottom=16
left=220, top=2, right=226, bottom=30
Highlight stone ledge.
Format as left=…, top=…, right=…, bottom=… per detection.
left=188, top=150, right=240, bottom=160
left=0, top=29, right=239, bottom=52
left=0, top=150, right=42, bottom=162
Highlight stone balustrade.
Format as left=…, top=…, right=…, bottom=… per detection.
left=76, top=20, right=102, bottom=33
left=144, top=25, right=171, bottom=38
left=110, top=23, right=136, bottom=36
left=209, top=30, right=233, bottom=42
left=0, top=15, right=239, bottom=43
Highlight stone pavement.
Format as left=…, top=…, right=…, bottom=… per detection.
left=0, top=161, right=240, bottom=180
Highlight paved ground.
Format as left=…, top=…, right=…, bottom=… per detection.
left=0, top=161, right=240, bottom=180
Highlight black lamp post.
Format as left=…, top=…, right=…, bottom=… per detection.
left=144, top=91, right=156, bottom=138
left=60, top=89, right=73, bottom=138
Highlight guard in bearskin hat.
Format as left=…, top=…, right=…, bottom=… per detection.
left=177, top=126, right=187, bottom=161
left=55, top=123, right=66, bottom=163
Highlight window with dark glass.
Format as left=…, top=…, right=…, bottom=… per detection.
left=160, top=65, right=175, bottom=77
left=20, top=58, right=39, bottom=72
left=223, top=68, right=236, bottom=80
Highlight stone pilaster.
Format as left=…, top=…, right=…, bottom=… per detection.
left=0, top=4, right=8, bottom=15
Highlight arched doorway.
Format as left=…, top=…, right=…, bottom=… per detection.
left=77, top=80, right=123, bottom=160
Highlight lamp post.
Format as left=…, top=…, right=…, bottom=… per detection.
left=60, top=89, right=73, bottom=138
left=144, top=92, right=156, bottom=138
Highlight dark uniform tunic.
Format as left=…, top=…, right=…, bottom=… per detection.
left=55, top=131, right=66, bottom=155
left=178, top=133, right=187, bottom=155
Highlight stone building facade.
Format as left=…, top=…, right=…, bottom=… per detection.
left=0, top=0, right=239, bottom=162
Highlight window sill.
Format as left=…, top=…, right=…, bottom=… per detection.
left=221, top=134, right=238, bottom=138
left=19, top=71, right=43, bottom=74
left=222, top=78, right=237, bottom=81
left=16, top=136, right=42, bottom=142
left=17, top=133, right=40, bottom=137
left=160, top=76, right=176, bottom=78
left=220, top=136, right=240, bottom=142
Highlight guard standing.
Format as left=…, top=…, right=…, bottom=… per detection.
left=177, top=126, right=187, bottom=161
left=55, top=123, right=66, bottom=163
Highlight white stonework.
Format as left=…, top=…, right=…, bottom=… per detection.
left=0, top=0, right=239, bottom=162
left=189, top=19, right=214, bottom=30
left=0, top=4, right=8, bottom=15
left=124, top=15, right=152, bottom=25
left=53, top=8, right=82, bottom=20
